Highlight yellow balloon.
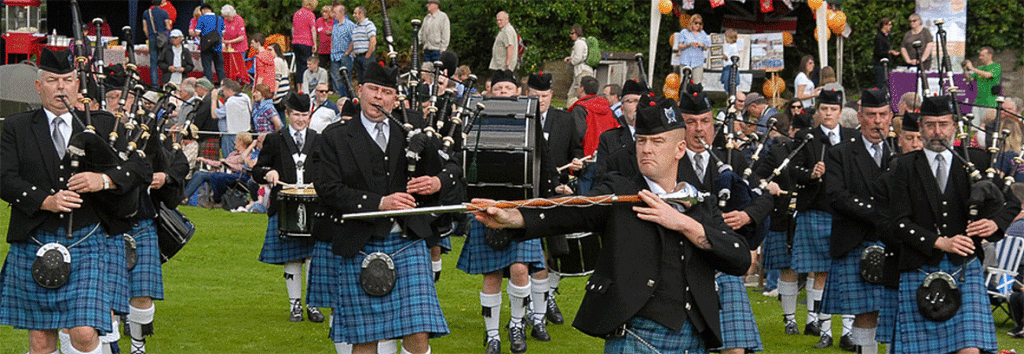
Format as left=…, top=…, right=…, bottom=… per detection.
left=808, top=0, right=823, bottom=10
left=829, top=11, right=847, bottom=34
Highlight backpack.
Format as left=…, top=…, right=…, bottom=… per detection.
left=585, top=36, right=601, bottom=67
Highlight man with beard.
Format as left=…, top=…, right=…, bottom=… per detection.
left=880, top=95, right=1018, bottom=353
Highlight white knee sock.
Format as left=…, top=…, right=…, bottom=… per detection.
left=778, top=280, right=799, bottom=319
left=284, top=261, right=303, bottom=301
left=842, top=314, right=854, bottom=336
left=481, top=292, right=502, bottom=341
left=68, top=342, right=102, bottom=354
left=432, top=260, right=442, bottom=273
left=507, top=280, right=531, bottom=326
left=806, top=288, right=821, bottom=325
left=530, top=277, right=549, bottom=324
left=334, top=341, right=353, bottom=354
left=818, top=312, right=832, bottom=336
left=60, top=330, right=72, bottom=354
left=100, top=344, right=112, bottom=354
left=853, top=326, right=879, bottom=353
left=400, top=345, right=430, bottom=354
left=549, top=273, right=561, bottom=292
left=377, top=339, right=398, bottom=354
left=128, top=304, right=155, bottom=352
left=98, top=317, right=120, bottom=344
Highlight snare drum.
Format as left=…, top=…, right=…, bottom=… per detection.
left=277, top=188, right=319, bottom=237
left=546, top=232, right=601, bottom=277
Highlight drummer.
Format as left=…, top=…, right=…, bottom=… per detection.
left=251, top=93, right=323, bottom=323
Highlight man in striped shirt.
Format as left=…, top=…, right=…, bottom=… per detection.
left=349, top=6, right=377, bottom=83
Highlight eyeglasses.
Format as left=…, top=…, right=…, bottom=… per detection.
left=693, top=22, right=702, bottom=25
left=791, top=105, right=803, bottom=109
left=921, top=121, right=954, bottom=129
left=317, top=90, right=329, bottom=93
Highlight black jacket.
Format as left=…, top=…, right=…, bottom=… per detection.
left=751, top=136, right=798, bottom=232
left=679, top=148, right=773, bottom=249
left=252, top=127, right=320, bottom=217
left=542, top=107, right=584, bottom=170
left=881, top=148, right=1020, bottom=271
left=512, top=172, right=749, bottom=347
left=789, top=125, right=859, bottom=212
left=824, top=134, right=895, bottom=258
left=192, top=93, right=218, bottom=143
left=310, top=117, right=457, bottom=257
left=1, top=109, right=152, bottom=242
left=592, top=125, right=633, bottom=182
left=157, top=45, right=195, bottom=86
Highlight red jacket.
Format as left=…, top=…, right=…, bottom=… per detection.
left=569, top=95, right=620, bottom=156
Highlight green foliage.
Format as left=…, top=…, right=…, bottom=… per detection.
left=964, top=0, right=1024, bottom=64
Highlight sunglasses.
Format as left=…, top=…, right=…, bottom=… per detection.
left=791, top=105, right=803, bottom=109
left=317, top=90, right=329, bottom=93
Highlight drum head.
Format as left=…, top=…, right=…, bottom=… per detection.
left=550, top=232, right=601, bottom=278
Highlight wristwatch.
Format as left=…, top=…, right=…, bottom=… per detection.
left=102, top=174, right=112, bottom=190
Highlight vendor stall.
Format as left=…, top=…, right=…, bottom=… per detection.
left=3, top=0, right=47, bottom=64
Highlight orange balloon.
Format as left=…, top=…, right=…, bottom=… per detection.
left=679, top=13, right=691, bottom=28
left=808, top=0, right=823, bottom=10
left=829, top=11, right=847, bottom=34
left=814, top=28, right=831, bottom=41
left=659, top=0, right=673, bottom=15
left=663, top=84, right=679, bottom=100
left=762, top=76, right=786, bottom=97
left=782, top=31, right=794, bottom=46
left=666, top=73, right=681, bottom=89
left=670, top=33, right=676, bottom=46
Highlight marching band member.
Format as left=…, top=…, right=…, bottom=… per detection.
left=252, top=93, right=323, bottom=323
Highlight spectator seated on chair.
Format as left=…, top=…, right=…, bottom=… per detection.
left=183, top=133, right=260, bottom=206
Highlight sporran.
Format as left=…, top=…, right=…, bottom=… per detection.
left=859, top=245, right=885, bottom=284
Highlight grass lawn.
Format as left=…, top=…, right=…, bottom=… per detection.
left=1, top=206, right=1023, bottom=353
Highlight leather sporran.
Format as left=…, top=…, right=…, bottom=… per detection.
left=859, top=245, right=885, bottom=284
left=124, top=234, right=138, bottom=271
left=32, top=243, right=71, bottom=289
left=484, top=228, right=512, bottom=251
left=360, top=252, right=397, bottom=297
left=916, top=271, right=962, bottom=322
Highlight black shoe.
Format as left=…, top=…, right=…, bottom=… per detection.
left=307, top=306, right=325, bottom=323
left=289, top=301, right=303, bottom=322
left=803, top=321, right=820, bottom=336
left=484, top=334, right=501, bottom=354
left=508, top=321, right=527, bottom=354
left=546, top=296, right=564, bottom=325
left=784, top=319, right=799, bottom=335
left=530, top=320, right=551, bottom=341
left=838, top=333, right=857, bottom=352
left=813, top=335, right=833, bottom=349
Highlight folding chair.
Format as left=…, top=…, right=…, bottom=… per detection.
left=985, top=235, right=1024, bottom=326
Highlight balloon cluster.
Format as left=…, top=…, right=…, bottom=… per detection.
left=663, top=73, right=681, bottom=100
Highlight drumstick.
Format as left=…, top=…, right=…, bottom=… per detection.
left=557, top=154, right=595, bottom=172
left=275, top=180, right=313, bottom=190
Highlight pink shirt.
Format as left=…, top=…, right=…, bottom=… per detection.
left=291, top=7, right=316, bottom=46
left=189, top=18, right=197, bottom=32
left=224, top=15, right=248, bottom=53
left=315, top=18, right=333, bottom=54
left=254, top=50, right=277, bottom=92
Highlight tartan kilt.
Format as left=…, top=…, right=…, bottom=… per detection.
left=306, top=240, right=341, bottom=308
left=456, top=219, right=545, bottom=275
left=875, top=287, right=898, bottom=344
left=330, top=234, right=449, bottom=344
left=126, top=219, right=164, bottom=300
left=890, top=257, right=997, bottom=354
left=259, top=215, right=315, bottom=265
left=714, top=274, right=764, bottom=352
left=791, top=211, right=832, bottom=273
left=106, top=233, right=130, bottom=315
left=0, top=224, right=115, bottom=334
left=604, top=316, right=707, bottom=354
left=436, top=236, right=452, bottom=254
left=761, top=230, right=792, bottom=270
left=199, top=138, right=221, bottom=160
left=818, top=243, right=883, bottom=315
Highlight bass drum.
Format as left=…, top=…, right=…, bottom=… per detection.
left=545, top=232, right=601, bottom=277
left=277, top=188, right=319, bottom=237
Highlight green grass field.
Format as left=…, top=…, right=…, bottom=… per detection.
left=1, top=206, right=1023, bottom=353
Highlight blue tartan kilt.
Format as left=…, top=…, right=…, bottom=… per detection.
left=306, top=240, right=341, bottom=309
left=890, top=257, right=997, bottom=354
left=436, top=236, right=452, bottom=254
left=605, top=316, right=707, bottom=354
left=0, top=224, right=115, bottom=334
left=330, top=234, right=449, bottom=344
left=106, top=233, right=129, bottom=315
left=819, top=243, right=884, bottom=315
left=761, top=230, right=792, bottom=270
left=875, top=287, right=898, bottom=344
left=259, top=215, right=315, bottom=265
left=714, top=274, right=764, bottom=352
left=456, top=219, right=545, bottom=275
left=791, top=211, right=832, bottom=273
left=126, top=219, right=164, bottom=300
